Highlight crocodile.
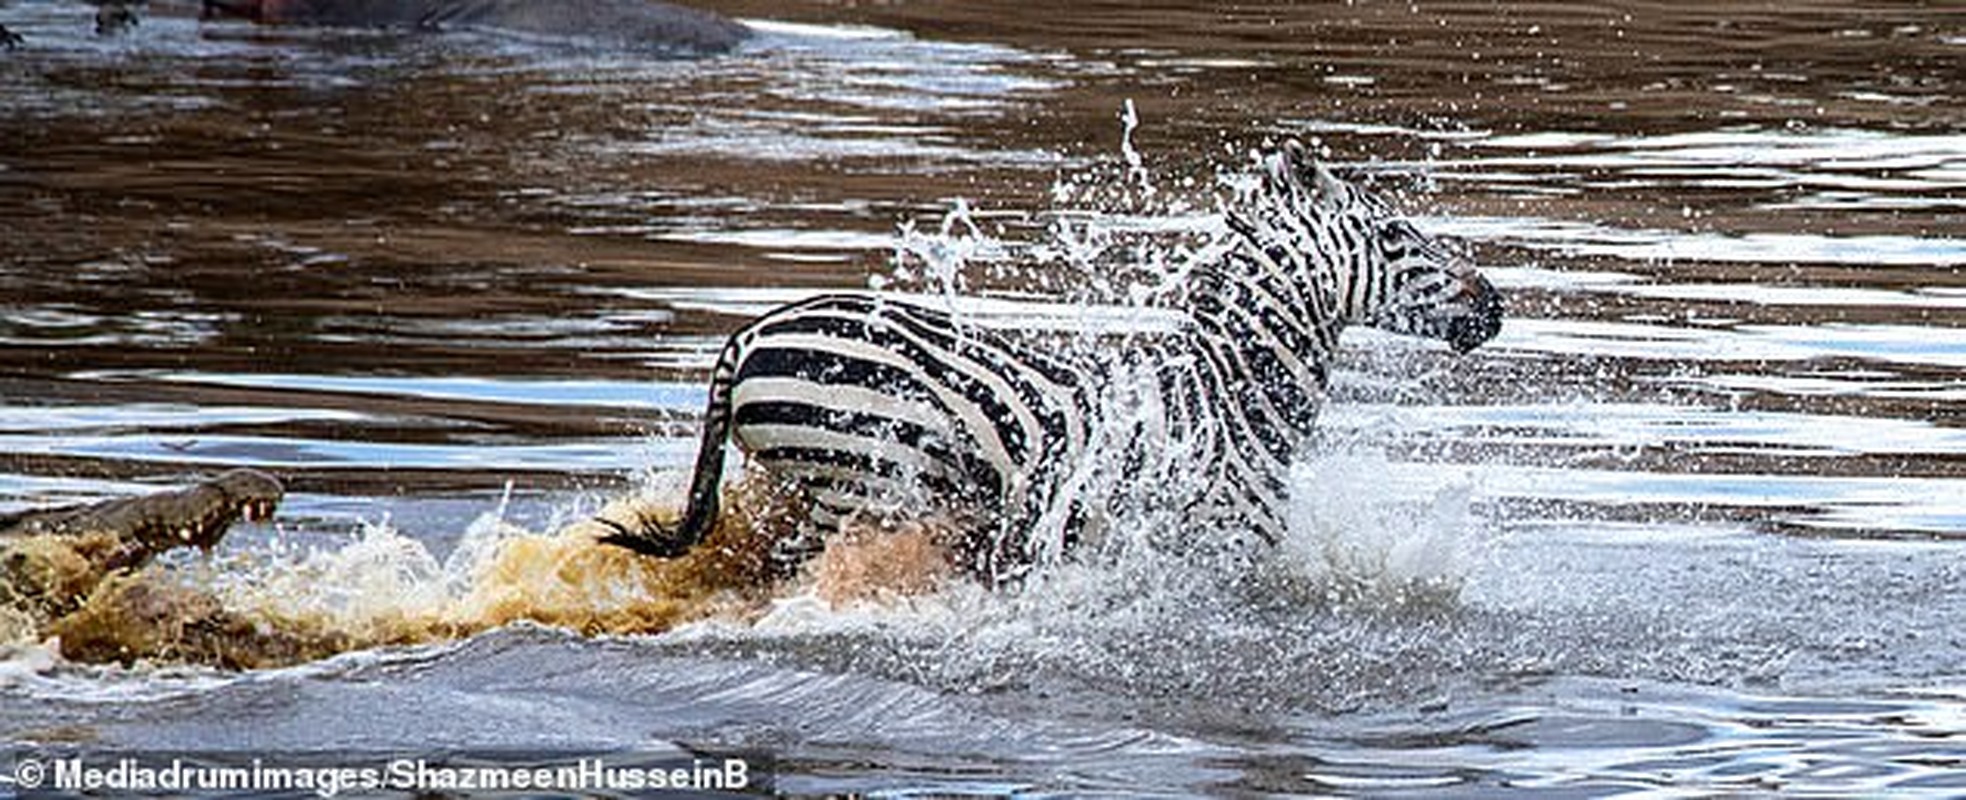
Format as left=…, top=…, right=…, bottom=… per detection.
left=0, top=469, right=368, bottom=668
left=200, top=0, right=750, bottom=53
left=0, top=468, right=789, bottom=668
left=1, top=469, right=286, bottom=658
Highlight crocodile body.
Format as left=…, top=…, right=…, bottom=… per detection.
left=1, top=469, right=282, bottom=641
left=202, top=0, right=750, bottom=53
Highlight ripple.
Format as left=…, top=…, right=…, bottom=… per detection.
left=1451, top=217, right=1966, bottom=268
left=559, top=19, right=1066, bottom=169
left=1329, top=403, right=1966, bottom=458
left=1495, top=318, right=1966, bottom=370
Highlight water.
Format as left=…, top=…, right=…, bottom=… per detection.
left=4, top=0, right=1964, bottom=794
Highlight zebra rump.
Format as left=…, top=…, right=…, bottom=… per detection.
left=600, top=293, right=1092, bottom=575
left=600, top=141, right=1505, bottom=581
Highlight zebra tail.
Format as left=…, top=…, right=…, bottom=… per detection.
left=599, top=336, right=742, bottom=558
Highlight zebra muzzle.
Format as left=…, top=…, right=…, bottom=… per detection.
left=1446, top=273, right=1506, bottom=354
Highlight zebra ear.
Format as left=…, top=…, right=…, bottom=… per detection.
left=1269, top=139, right=1310, bottom=188
left=1273, top=139, right=1345, bottom=206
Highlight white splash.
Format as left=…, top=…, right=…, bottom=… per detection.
left=814, top=117, right=1491, bottom=616
left=1271, top=450, right=1483, bottom=606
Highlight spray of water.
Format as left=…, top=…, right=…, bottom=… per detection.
left=877, top=113, right=1488, bottom=612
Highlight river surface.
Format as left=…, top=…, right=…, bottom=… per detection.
left=2, top=1, right=1964, bottom=795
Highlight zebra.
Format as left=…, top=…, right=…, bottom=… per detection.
left=598, top=140, right=1504, bottom=580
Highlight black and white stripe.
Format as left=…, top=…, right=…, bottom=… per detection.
left=600, top=141, right=1504, bottom=580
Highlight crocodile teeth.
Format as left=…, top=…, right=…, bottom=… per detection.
left=179, top=527, right=195, bottom=542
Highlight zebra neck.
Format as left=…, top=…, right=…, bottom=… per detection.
left=1176, top=292, right=1331, bottom=462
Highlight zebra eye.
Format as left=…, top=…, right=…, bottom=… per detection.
left=1376, top=221, right=1416, bottom=254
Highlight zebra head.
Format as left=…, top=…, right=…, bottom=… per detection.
left=1252, top=140, right=1504, bottom=354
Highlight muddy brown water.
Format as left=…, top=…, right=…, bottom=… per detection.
left=2, top=1, right=1963, bottom=794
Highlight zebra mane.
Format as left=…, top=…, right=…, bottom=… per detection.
left=1193, top=141, right=1363, bottom=336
